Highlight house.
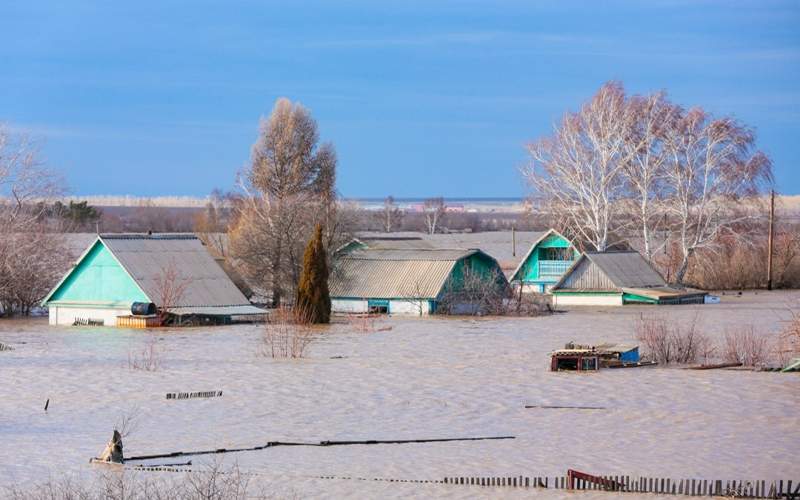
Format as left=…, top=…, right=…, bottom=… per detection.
left=551, top=251, right=706, bottom=306
left=42, top=234, right=265, bottom=326
left=347, top=230, right=555, bottom=280
left=329, top=248, right=509, bottom=315
left=508, top=229, right=580, bottom=293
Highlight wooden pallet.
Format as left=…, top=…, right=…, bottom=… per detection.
left=117, top=315, right=162, bottom=328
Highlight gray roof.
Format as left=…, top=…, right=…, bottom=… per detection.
left=553, top=251, right=666, bottom=291
left=330, top=248, right=481, bottom=299
left=355, top=231, right=546, bottom=274
left=584, top=251, right=666, bottom=288
left=99, top=234, right=255, bottom=309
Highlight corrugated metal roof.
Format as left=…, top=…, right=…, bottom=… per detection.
left=355, top=231, right=546, bottom=274
left=344, top=248, right=478, bottom=261
left=168, top=305, right=266, bottom=316
left=585, top=251, right=666, bottom=288
left=100, top=234, right=253, bottom=308
left=330, top=248, right=481, bottom=299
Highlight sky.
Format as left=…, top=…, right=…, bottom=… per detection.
left=1, top=1, right=799, bottom=198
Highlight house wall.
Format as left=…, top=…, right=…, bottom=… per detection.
left=515, top=233, right=578, bottom=286
left=552, top=293, right=623, bottom=307
left=558, top=258, right=618, bottom=290
left=445, top=253, right=510, bottom=297
left=388, top=299, right=432, bottom=315
left=331, top=299, right=369, bottom=313
left=48, top=241, right=149, bottom=304
left=331, top=298, right=433, bottom=315
left=49, top=306, right=131, bottom=326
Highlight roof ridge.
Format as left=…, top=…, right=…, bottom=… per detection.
left=100, top=233, right=198, bottom=240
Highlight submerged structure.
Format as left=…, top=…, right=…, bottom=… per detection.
left=329, top=248, right=508, bottom=315
left=551, top=251, right=706, bottom=306
left=42, top=234, right=264, bottom=326
left=550, top=342, right=649, bottom=371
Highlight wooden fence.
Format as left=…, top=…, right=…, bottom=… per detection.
left=442, top=473, right=799, bottom=499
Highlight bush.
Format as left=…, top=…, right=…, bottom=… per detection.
left=635, top=313, right=712, bottom=364
left=261, top=306, right=317, bottom=359
left=4, top=460, right=255, bottom=500
left=777, top=304, right=800, bottom=365
left=722, top=325, right=771, bottom=367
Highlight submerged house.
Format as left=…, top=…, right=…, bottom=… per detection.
left=509, top=229, right=580, bottom=293
left=551, top=251, right=706, bottom=306
left=42, top=234, right=264, bottom=326
left=329, top=248, right=508, bottom=315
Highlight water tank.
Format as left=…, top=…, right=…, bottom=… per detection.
left=131, top=302, right=156, bottom=316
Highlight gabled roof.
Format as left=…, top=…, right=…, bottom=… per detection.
left=43, top=234, right=261, bottom=314
left=329, top=248, right=496, bottom=299
left=552, top=250, right=667, bottom=291
left=353, top=231, right=547, bottom=274
left=509, top=228, right=576, bottom=281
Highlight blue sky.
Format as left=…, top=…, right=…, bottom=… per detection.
left=1, top=1, right=798, bottom=197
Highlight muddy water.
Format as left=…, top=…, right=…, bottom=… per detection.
left=1, top=291, right=798, bottom=498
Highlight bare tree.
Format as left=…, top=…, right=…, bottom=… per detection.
left=422, top=197, right=446, bottom=235
left=380, top=195, right=404, bottom=233
left=523, top=83, right=773, bottom=283
left=153, top=260, right=192, bottom=324
left=621, top=91, right=676, bottom=260
left=661, top=108, right=773, bottom=283
left=0, top=125, right=69, bottom=316
left=230, top=98, right=345, bottom=306
left=523, top=82, right=631, bottom=251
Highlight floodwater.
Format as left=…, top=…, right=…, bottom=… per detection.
left=1, top=291, right=798, bottom=498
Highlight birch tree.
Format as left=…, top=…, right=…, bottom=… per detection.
left=661, top=108, right=773, bottom=283
left=422, top=197, right=446, bottom=235
left=380, top=195, right=403, bottom=232
left=523, top=82, right=631, bottom=251
left=621, top=92, right=676, bottom=260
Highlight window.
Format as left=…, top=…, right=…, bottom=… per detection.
left=540, top=247, right=572, bottom=261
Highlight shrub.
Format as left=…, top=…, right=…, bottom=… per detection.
left=722, top=325, right=771, bottom=367
left=635, top=313, right=710, bottom=364
left=262, top=306, right=316, bottom=359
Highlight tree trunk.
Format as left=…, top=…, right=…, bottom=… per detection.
left=675, top=249, right=693, bottom=285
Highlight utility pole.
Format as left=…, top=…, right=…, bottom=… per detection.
left=767, top=189, right=775, bottom=291
left=512, top=226, right=516, bottom=257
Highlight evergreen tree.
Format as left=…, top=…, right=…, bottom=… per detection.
left=295, top=224, right=331, bottom=323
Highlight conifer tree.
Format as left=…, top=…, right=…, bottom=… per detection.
left=295, top=224, right=331, bottom=323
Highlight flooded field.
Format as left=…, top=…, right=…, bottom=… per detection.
left=1, top=291, right=798, bottom=498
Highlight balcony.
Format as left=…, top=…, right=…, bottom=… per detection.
left=539, top=260, right=572, bottom=277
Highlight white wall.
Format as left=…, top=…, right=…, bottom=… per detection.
left=552, top=293, right=623, bottom=307
left=49, top=306, right=130, bottom=326
left=331, top=299, right=369, bottom=314
left=331, top=298, right=433, bottom=315
left=389, top=299, right=431, bottom=315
